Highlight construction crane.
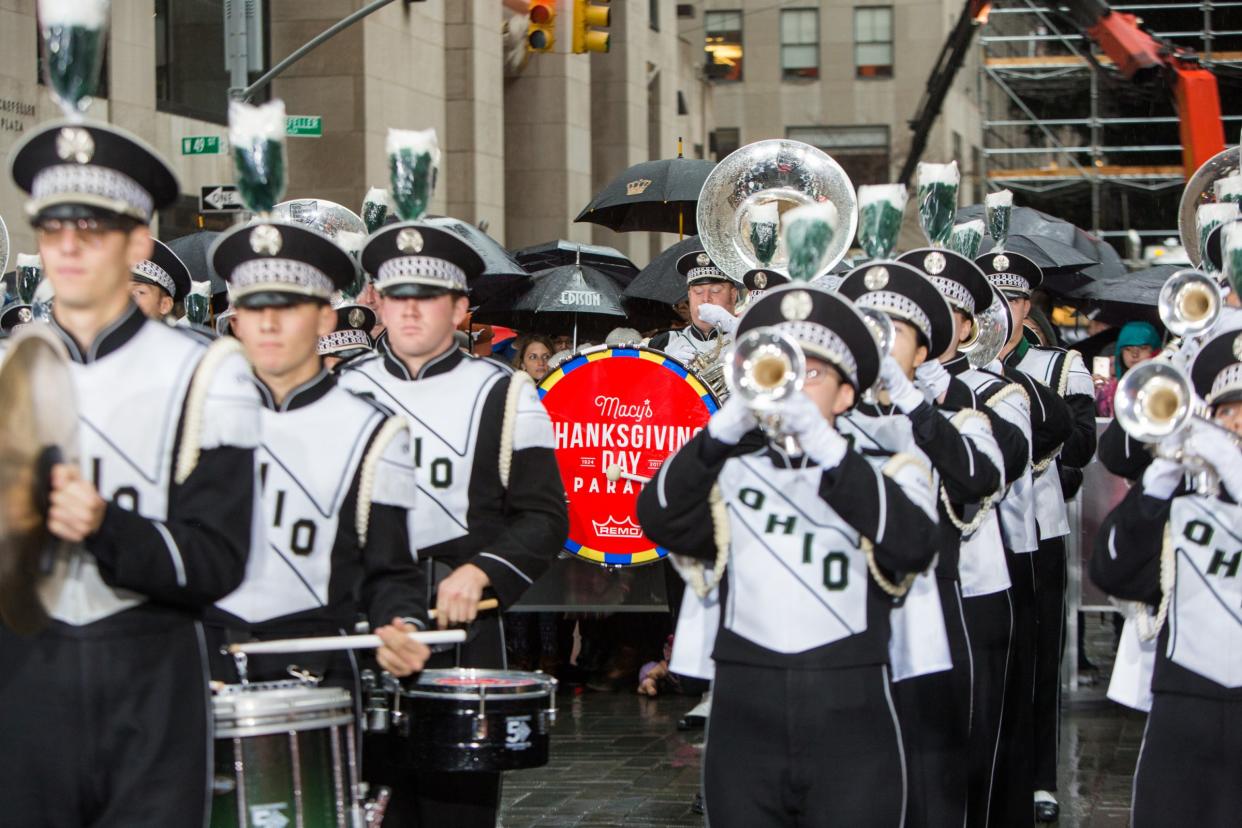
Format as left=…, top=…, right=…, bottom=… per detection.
left=899, top=0, right=1225, bottom=184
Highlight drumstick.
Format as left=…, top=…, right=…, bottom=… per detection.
left=226, top=629, right=466, bottom=656
left=429, top=598, right=499, bottom=620
left=605, top=464, right=652, bottom=485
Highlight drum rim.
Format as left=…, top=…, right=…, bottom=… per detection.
left=212, top=683, right=354, bottom=721
left=403, top=668, right=556, bottom=700
left=214, top=711, right=356, bottom=739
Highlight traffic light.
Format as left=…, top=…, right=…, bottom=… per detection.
left=572, top=0, right=610, bottom=54
left=527, top=0, right=556, bottom=53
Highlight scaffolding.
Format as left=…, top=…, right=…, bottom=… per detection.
left=978, top=1, right=1242, bottom=251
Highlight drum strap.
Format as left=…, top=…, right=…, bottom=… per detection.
left=175, top=337, right=244, bottom=484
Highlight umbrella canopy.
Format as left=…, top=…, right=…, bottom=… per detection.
left=978, top=234, right=1096, bottom=273
left=165, top=230, right=225, bottom=309
left=575, top=157, right=715, bottom=235
left=473, top=264, right=632, bottom=343
left=421, top=216, right=529, bottom=302
left=1065, top=264, right=1178, bottom=308
left=624, top=235, right=703, bottom=306
left=513, top=240, right=638, bottom=285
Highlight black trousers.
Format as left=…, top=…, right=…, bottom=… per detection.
left=0, top=615, right=210, bottom=827
left=1132, top=692, right=1242, bottom=827
left=705, top=661, right=905, bottom=828
left=992, top=549, right=1036, bottom=827
left=366, top=613, right=506, bottom=828
left=1031, top=535, right=1066, bottom=792
left=892, top=578, right=972, bottom=828
left=961, top=588, right=1013, bottom=828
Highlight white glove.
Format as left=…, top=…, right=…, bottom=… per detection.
left=780, top=392, right=848, bottom=468
left=1140, top=457, right=1184, bottom=500
left=708, top=394, right=758, bottom=445
left=697, top=303, right=738, bottom=335
left=881, top=356, right=925, bottom=414
left=1184, top=421, right=1242, bottom=500
left=915, top=359, right=951, bottom=403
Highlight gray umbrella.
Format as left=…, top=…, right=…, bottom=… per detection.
left=513, top=240, right=638, bottom=285
left=1065, top=264, right=1178, bottom=308
left=421, top=216, right=529, bottom=302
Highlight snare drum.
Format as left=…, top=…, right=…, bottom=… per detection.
left=210, top=682, right=359, bottom=828
left=389, top=668, right=557, bottom=772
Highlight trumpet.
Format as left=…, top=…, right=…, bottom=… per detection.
left=1115, top=359, right=1240, bottom=494
left=725, top=327, right=806, bottom=452
left=1159, top=269, right=1221, bottom=338
left=857, top=307, right=893, bottom=404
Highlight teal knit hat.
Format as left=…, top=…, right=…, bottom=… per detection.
left=1115, top=321, right=1162, bottom=377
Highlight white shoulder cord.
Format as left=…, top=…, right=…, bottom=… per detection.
left=938, top=408, right=1000, bottom=535
left=356, top=416, right=410, bottom=547
left=1032, top=350, right=1082, bottom=475
left=1136, top=525, right=1176, bottom=641
left=175, top=337, right=244, bottom=485
left=498, top=371, right=533, bottom=489
left=869, top=452, right=932, bottom=598
left=676, top=484, right=731, bottom=599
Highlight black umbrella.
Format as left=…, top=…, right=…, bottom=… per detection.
left=472, top=264, right=630, bottom=347
left=421, top=216, right=529, bottom=302
left=165, top=231, right=226, bottom=311
left=978, top=234, right=1096, bottom=273
left=1065, top=264, right=1178, bottom=308
left=576, top=157, right=715, bottom=235
left=513, top=240, right=638, bottom=285
left=623, top=236, right=703, bottom=306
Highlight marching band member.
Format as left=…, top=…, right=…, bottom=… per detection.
left=337, top=221, right=568, bottom=828
left=0, top=121, right=260, bottom=825
left=1091, top=329, right=1242, bottom=827
left=648, top=250, right=742, bottom=363
left=129, top=238, right=190, bottom=320
left=320, top=302, right=378, bottom=371
left=205, top=221, right=429, bottom=687
left=637, top=284, right=939, bottom=828
left=978, top=250, right=1090, bottom=824
left=899, top=247, right=1033, bottom=827
left=838, top=261, right=1005, bottom=828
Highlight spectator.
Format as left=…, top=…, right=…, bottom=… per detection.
left=1094, top=321, right=1162, bottom=417
left=512, top=333, right=555, bottom=381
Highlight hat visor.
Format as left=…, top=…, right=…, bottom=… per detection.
left=320, top=344, right=373, bottom=360
left=379, top=281, right=463, bottom=299
left=234, top=290, right=328, bottom=310
left=27, top=194, right=147, bottom=224
left=131, top=273, right=174, bottom=298
left=687, top=275, right=741, bottom=288
left=999, top=288, right=1030, bottom=300
left=1210, top=388, right=1242, bottom=408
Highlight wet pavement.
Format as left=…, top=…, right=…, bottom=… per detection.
left=499, top=614, right=1146, bottom=828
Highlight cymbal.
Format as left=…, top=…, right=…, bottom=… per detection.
left=0, top=327, right=77, bottom=634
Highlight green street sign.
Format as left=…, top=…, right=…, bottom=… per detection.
left=181, top=135, right=222, bottom=155
left=286, top=116, right=323, bottom=137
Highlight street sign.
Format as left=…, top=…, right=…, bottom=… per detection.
left=181, top=136, right=223, bottom=155
left=286, top=115, right=322, bottom=137
left=200, top=184, right=244, bottom=213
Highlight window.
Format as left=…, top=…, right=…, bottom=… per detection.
left=710, top=128, right=741, bottom=161
left=650, top=0, right=660, bottom=31
left=854, top=6, right=893, bottom=78
left=705, top=10, right=743, bottom=82
left=781, top=9, right=819, bottom=80
left=155, top=0, right=268, bottom=124
left=787, top=125, right=891, bottom=187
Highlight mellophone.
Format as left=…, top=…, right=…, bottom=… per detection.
left=210, top=602, right=556, bottom=828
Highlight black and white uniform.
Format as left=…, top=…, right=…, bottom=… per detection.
left=1005, top=343, right=1097, bottom=797
left=0, top=305, right=260, bottom=827
left=205, top=371, right=426, bottom=688
left=843, top=389, right=1004, bottom=828
left=648, top=323, right=723, bottom=365
left=637, top=426, right=940, bottom=828
left=1092, top=483, right=1242, bottom=827
left=337, top=340, right=567, bottom=828
left=942, top=358, right=1035, bottom=827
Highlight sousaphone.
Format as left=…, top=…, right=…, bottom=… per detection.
left=1178, top=146, right=1240, bottom=267
left=0, top=326, right=78, bottom=634
left=696, top=139, right=858, bottom=283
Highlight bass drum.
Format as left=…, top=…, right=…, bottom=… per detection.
left=537, top=344, right=718, bottom=567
